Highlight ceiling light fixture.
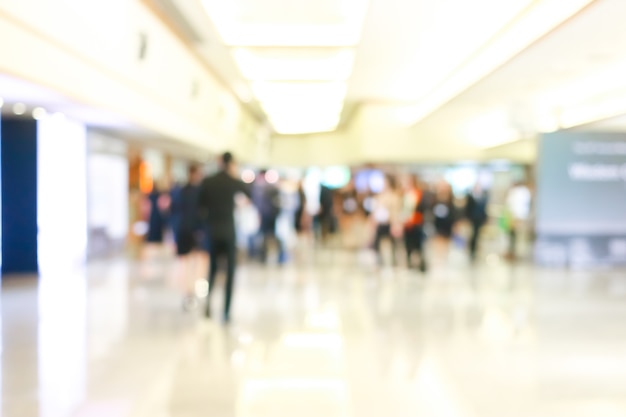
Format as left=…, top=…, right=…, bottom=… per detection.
left=201, top=0, right=369, bottom=47
left=251, top=82, right=346, bottom=134
left=463, top=109, right=521, bottom=148
left=270, top=113, right=342, bottom=135
left=13, top=103, right=26, bottom=115
left=251, top=81, right=347, bottom=104
left=32, top=107, right=47, bottom=120
left=232, top=48, right=355, bottom=81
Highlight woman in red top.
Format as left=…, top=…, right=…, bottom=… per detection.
left=402, top=175, right=428, bottom=272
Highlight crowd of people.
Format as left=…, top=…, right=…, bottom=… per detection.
left=141, top=152, right=533, bottom=324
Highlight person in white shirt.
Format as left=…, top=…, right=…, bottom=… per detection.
left=505, top=182, right=531, bottom=260
left=371, top=174, right=402, bottom=266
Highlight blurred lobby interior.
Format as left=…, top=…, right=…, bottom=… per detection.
left=2, top=0, right=626, bottom=416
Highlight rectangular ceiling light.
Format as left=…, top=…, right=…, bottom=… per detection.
left=264, top=101, right=344, bottom=135
left=232, top=48, right=355, bottom=81
left=251, top=82, right=346, bottom=134
left=269, top=113, right=342, bottom=135
left=201, top=0, right=369, bottom=46
left=251, top=81, right=347, bottom=105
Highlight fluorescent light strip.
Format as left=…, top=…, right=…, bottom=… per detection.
left=260, top=101, right=344, bottom=116
left=269, top=113, right=342, bottom=135
left=404, top=0, right=596, bottom=126
left=201, top=0, right=369, bottom=46
left=232, top=48, right=355, bottom=81
left=271, top=122, right=341, bottom=135
left=251, top=81, right=347, bottom=103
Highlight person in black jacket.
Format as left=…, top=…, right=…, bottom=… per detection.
left=316, top=185, right=336, bottom=244
left=197, top=152, right=251, bottom=323
left=172, top=165, right=204, bottom=310
left=465, top=184, right=489, bottom=261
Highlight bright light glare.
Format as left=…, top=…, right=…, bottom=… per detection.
left=252, top=81, right=347, bottom=104
left=322, top=166, right=351, bottom=189
left=463, top=109, right=520, bottom=148
left=306, top=311, right=340, bottom=329
left=239, top=378, right=348, bottom=409
left=535, top=59, right=626, bottom=129
left=195, top=279, right=209, bottom=298
left=261, top=101, right=344, bottom=117
left=538, top=60, right=626, bottom=109
left=560, top=95, right=626, bottom=129
left=282, top=333, right=343, bottom=350
left=232, top=48, right=355, bottom=81
left=402, top=0, right=595, bottom=126
left=264, top=169, right=280, bottom=184
left=252, top=82, right=346, bottom=134
left=0, top=97, right=4, bottom=108
left=241, top=169, right=256, bottom=183
left=201, top=0, right=369, bottom=46
left=270, top=113, right=341, bottom=135
left=32, top=107, right=47, bottom=120
left=13, top=103, right=26, bottom=115
left=132, top=221, right=148, bottom=236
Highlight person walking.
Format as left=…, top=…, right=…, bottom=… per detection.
left=172, top=165, right=205, bottom=310
left=465, top=183, right=489, bottom=262
left=197, top=152, right=251, bottom=323
left=432, top=180, right=456, bottom=261
left=504, top=181, right=531, bottom=261
left=371, top=174, right=402, bottom=267
left=252, top=170, right=286, bottom=264
left=402, top=175, right=428, bottom=272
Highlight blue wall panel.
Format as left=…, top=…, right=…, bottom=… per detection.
left=1, top=119, right=38, bottom=274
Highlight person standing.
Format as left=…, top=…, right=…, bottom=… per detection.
left=252, top=170, right=285, bottom=264
left=294, top=180, right=307, bottom=235
left=371, top=175, right=402, bottom=267
left=146, top=182, right=167, bottom=244
left=402, top=175, right=428, bottom=272
left=432, top=180, right=456, bottom=262
left=465, top=183, right=489, bottom=262
left=316, top=184, right=336, bottom=244
left=172, top=165, right=205, bottom=309
left=505, top=181, right=531, bottom=261
left=197, top=152, right=251, bottom=323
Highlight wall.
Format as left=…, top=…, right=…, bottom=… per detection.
left=87, top=132, right=129, bottom=258
left=1, top=118, right=38, bottom=274
left=37, top=116, right=88, bottom=270
left=0, top=0, right=260, bottom=155
left=269, top=120, right=535, bottom=166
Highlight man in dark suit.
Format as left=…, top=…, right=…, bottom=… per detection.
left=197, top=152, right=251, bottom=323
left=465, top=183, right=489, bottom=262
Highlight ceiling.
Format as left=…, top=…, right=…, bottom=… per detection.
left=151, top=0, right=626, bottom=144
left=0, top=73, right=133, bottom=129
left=411, top=0, right=626, bottom=145
left=0, top=73, right=211, bottom=160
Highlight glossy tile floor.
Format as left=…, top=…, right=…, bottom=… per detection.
left=3, top=248, right=626, bottom=417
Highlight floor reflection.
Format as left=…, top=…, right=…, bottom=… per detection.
left=38, top=268, right=87, bottom=417
left=0, top=251, right=626, bottom=417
